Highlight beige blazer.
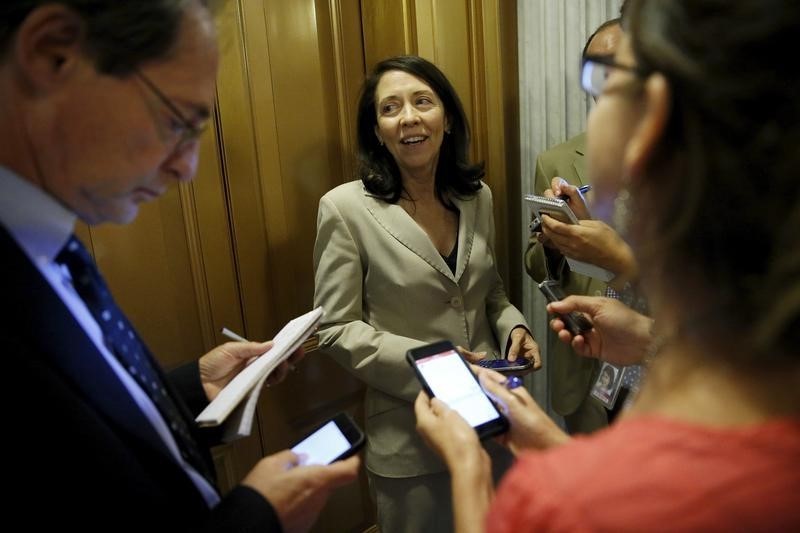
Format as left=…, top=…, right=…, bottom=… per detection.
left=524, top=132, right=606, bottom=417
left=313, top=180, right=528, bottom=477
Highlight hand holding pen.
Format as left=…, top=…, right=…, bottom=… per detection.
left=530, top=182, right=592, bottom=233
left=219, top=326, right=302, bottom=384
left=555, top=182, right=592, bottom=202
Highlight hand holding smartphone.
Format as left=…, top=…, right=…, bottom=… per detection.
left=538, top=280, right=592, bottom=336
left=407, top=340, right=509, bottom=439
left=291, top=412, right=365, bottom=466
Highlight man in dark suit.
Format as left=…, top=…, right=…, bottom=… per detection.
left=0, top=1, right=358, bottom=530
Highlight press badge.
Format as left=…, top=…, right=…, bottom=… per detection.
left=590, top=361, right=625, bottom=409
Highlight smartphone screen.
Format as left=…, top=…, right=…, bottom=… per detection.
left=409, top=343, right=507, bottom=437
left=291, top=413, right=364, bottom=465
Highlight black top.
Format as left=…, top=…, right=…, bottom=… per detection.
left=441, top=218, right=460, bottom=274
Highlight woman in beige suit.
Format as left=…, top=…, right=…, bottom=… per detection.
left=313, top=56, right=539, bottom=533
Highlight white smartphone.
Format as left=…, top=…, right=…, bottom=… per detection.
left=291, top=412, right=365, bottom=465
left=407, top=340, right=509, bottom=439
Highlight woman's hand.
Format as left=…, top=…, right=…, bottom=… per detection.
left=506, top=327, right=541, bottom=370
left=414, top=391, right=486, bottom=469
left=477, top=368, right=570, bottom=453
left=415, top=391, right=494, bottom=533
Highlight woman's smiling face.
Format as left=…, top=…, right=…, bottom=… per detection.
left=373, top=70, right=449, bottom=180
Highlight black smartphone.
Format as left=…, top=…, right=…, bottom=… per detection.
left=291, top=412, right=365, bottom=465
left=538, top=280, right=592, bottom=335
left=407, top=340, right=509, bottom=439
left=477, top=357, right=533, bottom=374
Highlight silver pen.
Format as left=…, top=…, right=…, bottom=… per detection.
left=221, top=327, right=248, bottom=342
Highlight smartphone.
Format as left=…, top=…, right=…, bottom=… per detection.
left=538, top=280, right=592, bottom=335
left=477, top=357, right=533, bottom=374
left=291, top=412, right=365, bottom=466
left=407, top=340, right=509, bottom=439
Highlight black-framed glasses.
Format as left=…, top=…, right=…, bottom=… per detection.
left=581, top=55, right=648, bottom=97
left=134, top=69, right=208, bottom=149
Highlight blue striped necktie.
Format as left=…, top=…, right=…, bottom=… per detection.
left=56, top=235, right=214, bottom=484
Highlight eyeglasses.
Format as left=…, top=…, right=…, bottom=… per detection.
left=581, top=55, right=648, bottom=97
left=134, top=69, right=208, bottom=149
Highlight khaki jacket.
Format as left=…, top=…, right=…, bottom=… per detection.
left=314, top=180, right=528, bottom=476
left=525, top=132, right=606, bottom=416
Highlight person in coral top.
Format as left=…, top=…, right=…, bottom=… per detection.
left=414, top=0, right=800, bottom=531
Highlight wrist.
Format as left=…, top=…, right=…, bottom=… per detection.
left=609, top=248, right=638, bottom=290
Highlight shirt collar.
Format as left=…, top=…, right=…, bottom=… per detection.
left=0, top=165, right=77, bottom=262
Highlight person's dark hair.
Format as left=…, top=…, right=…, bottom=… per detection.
left=600, top=366, right=615, bottom=388
left=0, top=0, right=204, bottom=76
left=619, top=0, right=629, bottom=21
left=624, top=0, right=800, bottom=362
left=581, top=17, right=621, bottom=61
left=355, top=55, right=483, bottom=205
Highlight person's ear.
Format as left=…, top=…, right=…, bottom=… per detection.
left=623, top=73, right=671, bottom=181
left=12, top=5, right=87, bottom=94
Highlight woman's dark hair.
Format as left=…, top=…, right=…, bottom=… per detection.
left=355, top=55, right=484, bottom=205
left=624, top=0, right=800, bottom=361
left=0, top=0, right=203, bottom=76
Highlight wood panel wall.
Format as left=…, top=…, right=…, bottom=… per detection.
left=77, top=1, right=518, bottom=530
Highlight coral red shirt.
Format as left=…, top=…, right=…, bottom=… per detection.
left=487, top=416, right=800, bottom=532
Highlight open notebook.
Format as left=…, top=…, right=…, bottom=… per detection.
left=524, top=194, right=615, bottom=282
left=196, top=307, right=324, bottom=441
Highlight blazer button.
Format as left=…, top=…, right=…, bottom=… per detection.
left=450, top=296, right=462, bottom=308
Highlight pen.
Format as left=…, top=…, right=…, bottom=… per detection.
left=221, top=327, right=248, bottom=342
left=558, top=184, right=592, bottom=202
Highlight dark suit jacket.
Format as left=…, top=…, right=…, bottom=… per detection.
left=2, top=226, right=281, bottom=531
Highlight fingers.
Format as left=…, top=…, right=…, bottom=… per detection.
left=540, top=214, right=575, bottom=239
left=550, top=315, right=567, bottom=334
left=458, top=345, right=487, bottom=363
left=477, top=370, right=531, bottom=416
left=321, top=455, right=361, bottom=488
left=571, top=335, right=593, bottom=358
left=528, top=345, right=542, bottom=370
left=415, top=389, right=431, bottom=408
left=223, top=339, right=274, bottom=360
left=265, top=360, right=290, bottom=386
left=477, top=366, right=507, bottom=385
left=547, top=294, right=601, bottom=316
left=414, top=390, right=434, bottom=423
left=506, top=333, right=522, bottom=362
left=550, top=176, right=568, bottom=195
left=521, top=334, right=541, bottom=368
left=263, top=449, right=302, bottom=471
left=287, top=346, right=305, bottom=365
left=479, top=369, right=521, bottom=400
